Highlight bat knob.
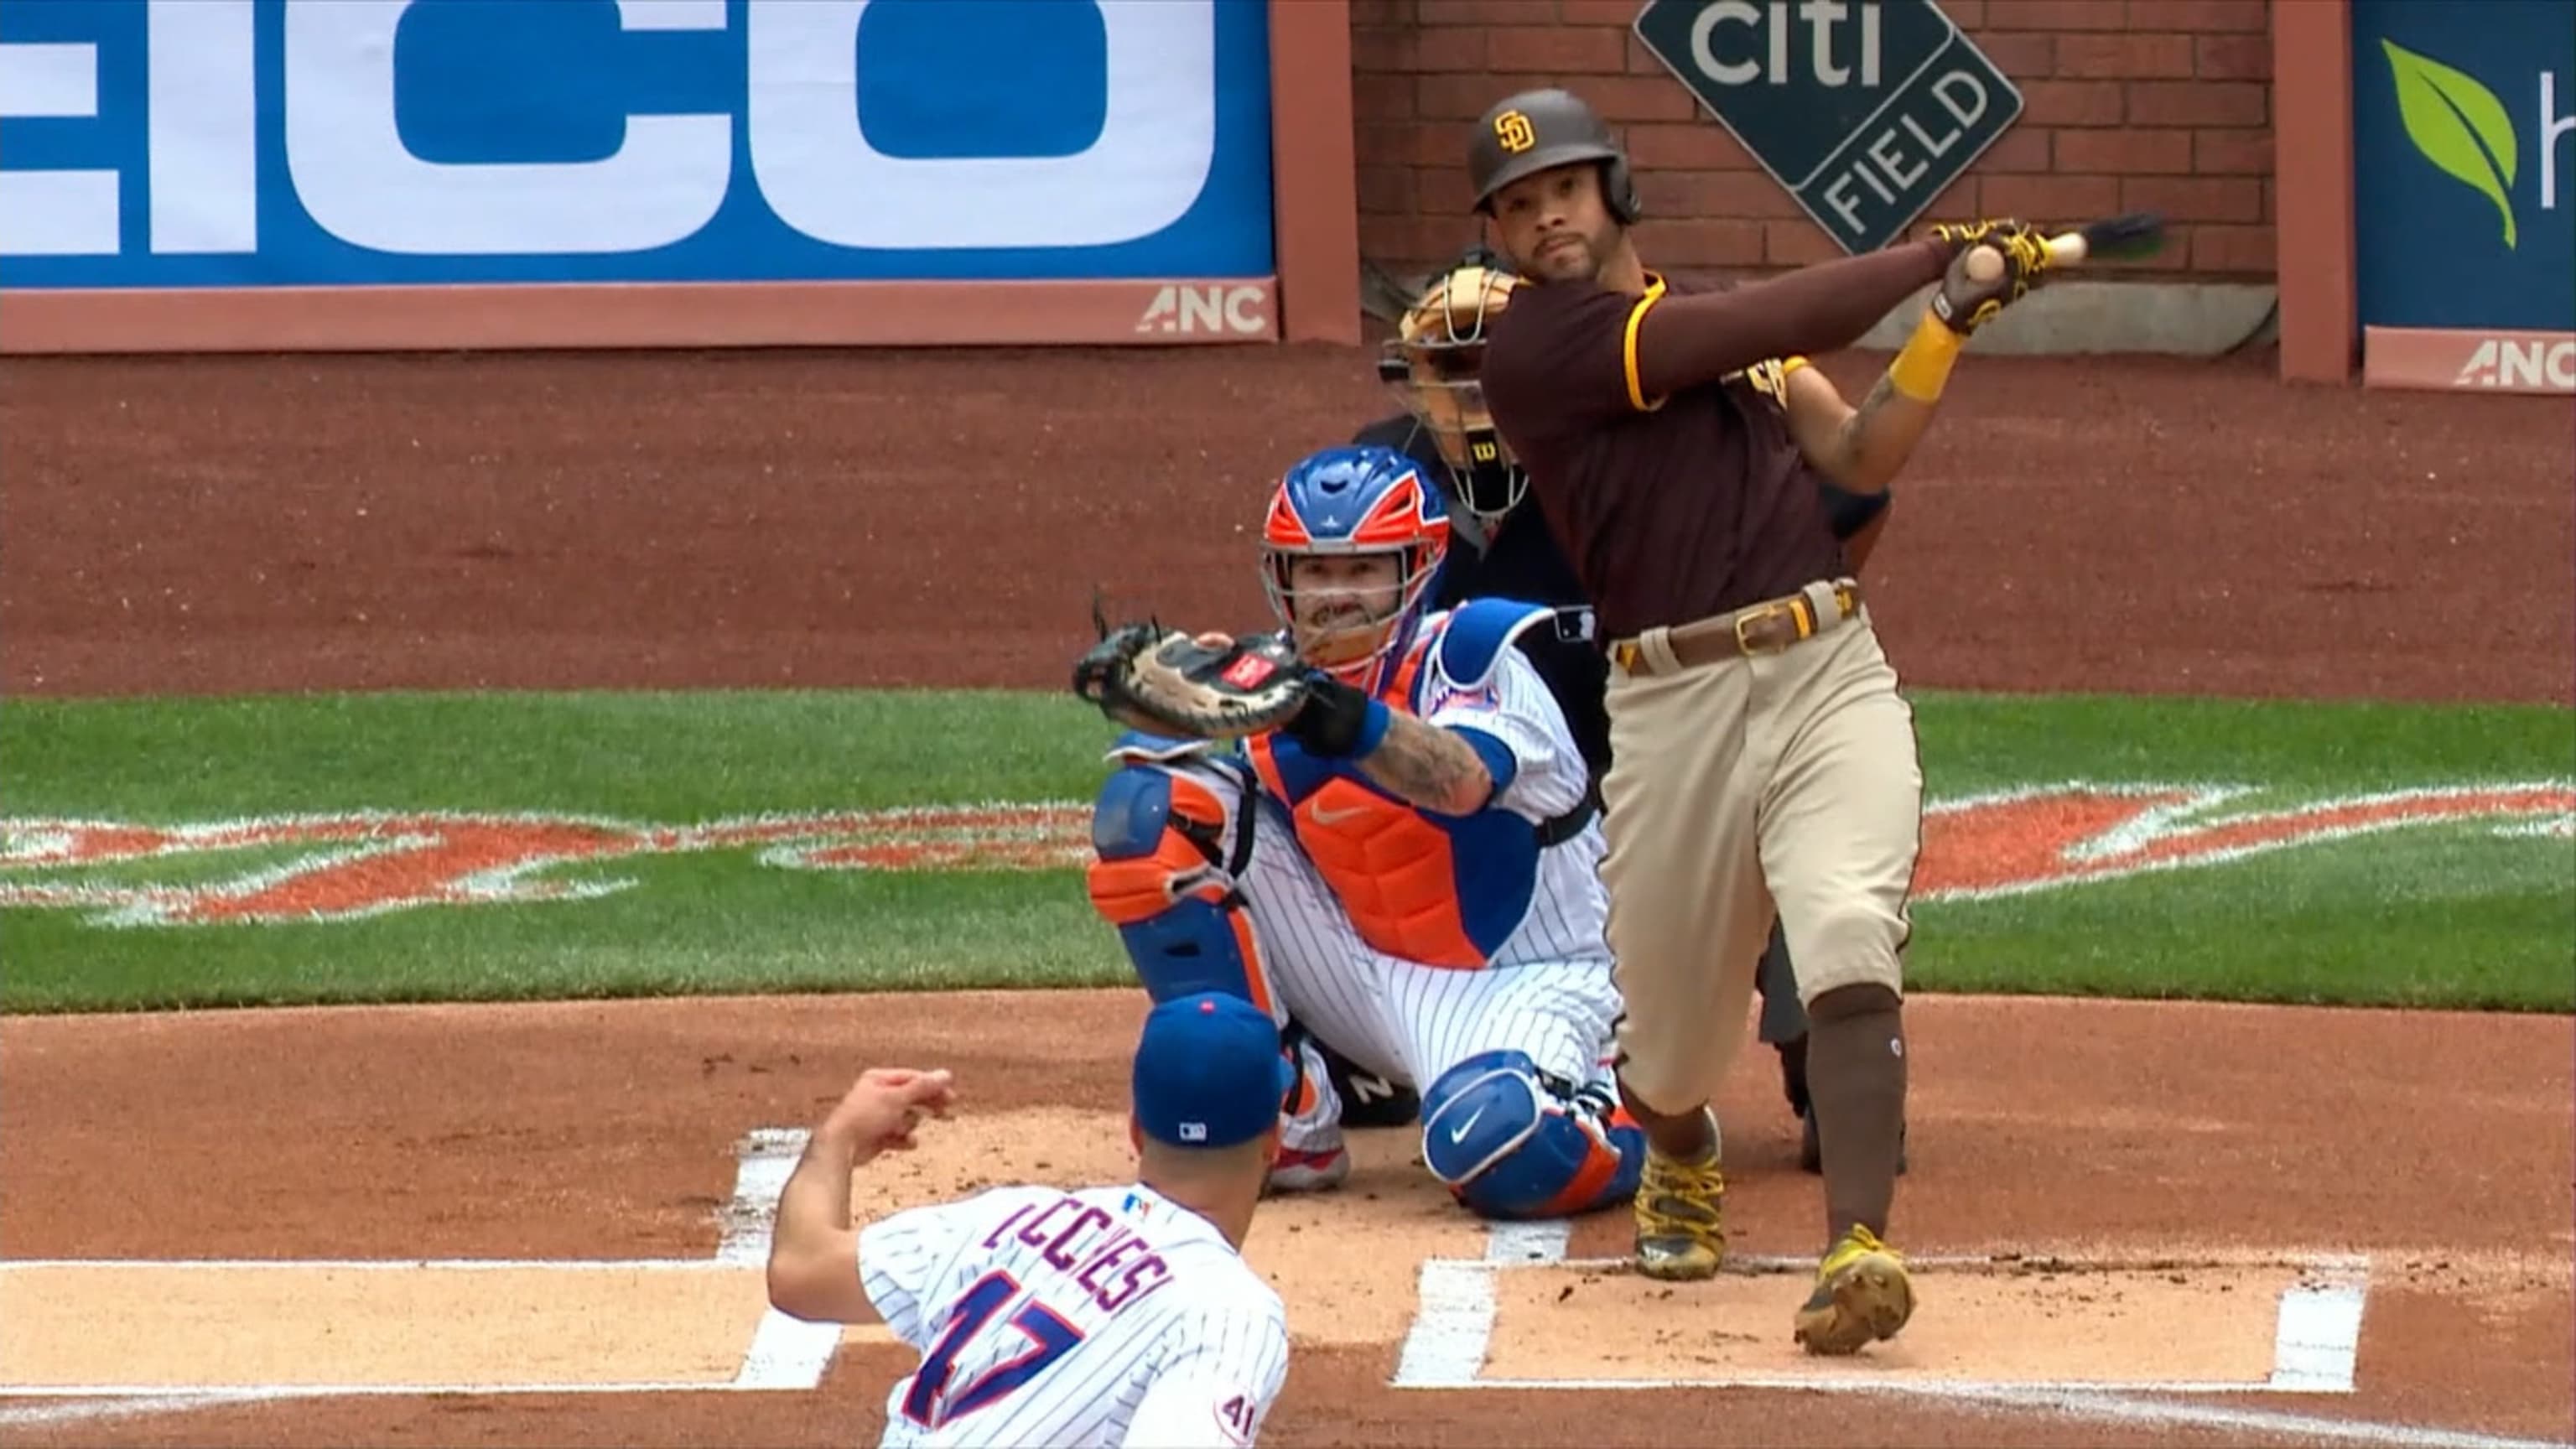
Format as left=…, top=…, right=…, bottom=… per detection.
left=1965, top=244, right=2005, bottom=283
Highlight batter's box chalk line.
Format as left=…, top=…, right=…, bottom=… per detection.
left=0, top=1129, right=838, bottom=1405
left=1394, top=1231, right=2372, bottom=1397
left=1394, top=1231, right=2576, bottom=1449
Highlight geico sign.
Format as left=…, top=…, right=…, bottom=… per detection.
left=2453, top=337, right=2576, bottom=391
left=0, top=0, right=1218, bottom=258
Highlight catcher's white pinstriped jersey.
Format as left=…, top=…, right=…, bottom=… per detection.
left=1246, top=607, right=1613, bottom=971
left=860, top=1182, right=1289, bottom=1449
left=1223, top=609, right=1623, bottom=1100
left=1403, top=625, right=1610, bottom=969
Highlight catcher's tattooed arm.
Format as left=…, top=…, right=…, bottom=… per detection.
left=1354, top=712, right=1494, bottom=817
left=1285, top=674, right=1494, bottom=816
left=1782, top=363, right=1935, bottom=500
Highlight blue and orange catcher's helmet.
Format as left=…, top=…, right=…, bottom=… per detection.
left=1260, top=445, right=1452, bottom=678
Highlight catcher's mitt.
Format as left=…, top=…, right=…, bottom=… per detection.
left=1072, top=623, right=1313, bottom=741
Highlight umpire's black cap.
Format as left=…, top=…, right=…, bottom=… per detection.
left=1467, top=88, right=1640, bottom=223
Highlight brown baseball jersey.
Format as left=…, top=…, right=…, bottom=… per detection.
left=1477, top=272, right=1850, bottom=645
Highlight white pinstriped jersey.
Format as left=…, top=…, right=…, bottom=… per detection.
left=860, top=1182, right=1289, bottom=1449
left=1406, top=616, right=1612, bottom=969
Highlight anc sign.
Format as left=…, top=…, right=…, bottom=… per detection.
left=3, top=783, right=2567, bottom=927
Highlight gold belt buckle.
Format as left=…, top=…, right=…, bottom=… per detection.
left=1732, top=601, right=1798, bottom=656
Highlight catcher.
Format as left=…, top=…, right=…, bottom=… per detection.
left=1363, top=252, right=1909, bottom=1176
left=1073, top=444, right=1646, bottom=1221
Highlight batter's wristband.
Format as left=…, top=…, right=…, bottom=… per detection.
left=1886, top=309, right=1965, bottom=403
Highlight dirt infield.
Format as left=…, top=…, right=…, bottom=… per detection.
left=2, top=339, right=2573, bottom=1447
left=3, top=994, right=2571, bottom=1446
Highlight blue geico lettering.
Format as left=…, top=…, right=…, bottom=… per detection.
left=0, top=0, right=1276, bottom=288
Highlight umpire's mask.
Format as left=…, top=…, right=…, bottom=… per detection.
left=1376, top=262, right=1529, bottom=528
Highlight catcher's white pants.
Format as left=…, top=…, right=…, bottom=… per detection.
left=1229, top=791, right=1626, bottom=1140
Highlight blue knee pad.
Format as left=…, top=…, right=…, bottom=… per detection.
left=1419, top=1049, right=1645, bottom=1220
left=1087, top=756, right=1265, bottom=1009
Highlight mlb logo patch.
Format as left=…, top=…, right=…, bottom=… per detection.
left=1180, top=1122, right=1208, bottom=1142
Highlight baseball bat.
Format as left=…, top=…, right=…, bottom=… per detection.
left=2041, top=211, right=2168, bottom=266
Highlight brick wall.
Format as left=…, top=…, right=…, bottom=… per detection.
left=1350, top=0, right=2276, bottom=283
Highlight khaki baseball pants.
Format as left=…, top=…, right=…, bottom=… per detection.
left=1600, top=584, right=1923, bottom=1115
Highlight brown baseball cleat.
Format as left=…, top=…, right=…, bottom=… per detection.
left=1630, top=1145, right=1727, bottom=1280
left=1793, top=1226, right=1916, bottom=1355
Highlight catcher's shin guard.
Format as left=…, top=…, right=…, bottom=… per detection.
left=1419, top=1049, right=1645, bottom=1220
left=1084, top=740, right=1275, bottom=1015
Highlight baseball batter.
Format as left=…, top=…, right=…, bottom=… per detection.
left=1363, top=252, right=1913, bottom=1175
left=1083, top=444, right=1647, bottom=1222
left=765, top=992, right=1295, bottom=1448
left=1463, top=88, right=2050, bottom=1354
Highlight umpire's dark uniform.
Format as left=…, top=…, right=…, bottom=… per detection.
left=1353, top=410, right=1835, bottom=1149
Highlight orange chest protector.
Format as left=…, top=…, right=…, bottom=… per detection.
left=1247, top=641, right=1491, bottom=968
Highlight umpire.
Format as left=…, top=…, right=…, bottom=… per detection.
left=1466, top=87, right=2050, bottom=1356
left=1360, top=248, right=1907, bottom=1172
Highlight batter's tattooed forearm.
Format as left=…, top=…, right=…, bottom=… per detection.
left=1837, top=373, right=1898, bottom=461
left=1359, top=714, right=1495, bottom=816
left=1828, top=371, right=1932, bottom=494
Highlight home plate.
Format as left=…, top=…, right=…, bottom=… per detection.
left=1443, top=1254, right=2367, bottom=1393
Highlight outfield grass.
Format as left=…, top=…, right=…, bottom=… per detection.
left=3, top=688, right=2568, bottom=1014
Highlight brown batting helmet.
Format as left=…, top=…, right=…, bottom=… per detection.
left=1467, top=88, right=1641, bottom=225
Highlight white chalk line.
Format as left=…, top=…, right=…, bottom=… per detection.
left=1817, top=1384, right=2575, bottom=1449
left=717, top=1127, right=843, bottom=1389
left=1, top=1258, right=739, bottom=1272
left=2272, top=1265, right=2370, bottom=1393
left=0, top=1383, right=737, bottom=1399
left=0, top=1128, right=833, bottom=1406
left=0, top=1391, right=300, bottom=1431
left=1384, top=1230, right=2567, bottom=1449
left=1528, top=1250, right=2374, bottom=1273
left=719, top=1127, right=808, bottom=1266
left=12, top=1138, right=2557, bottom=1449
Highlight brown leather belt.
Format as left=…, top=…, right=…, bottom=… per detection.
left=1608, top=580, right=1863, bottom=678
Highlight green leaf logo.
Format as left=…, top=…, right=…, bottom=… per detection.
left=2383, top=38, right=2520, bottom=248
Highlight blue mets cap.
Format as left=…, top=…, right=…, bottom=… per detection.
left=1132, top=993, right=1297, bottom=1150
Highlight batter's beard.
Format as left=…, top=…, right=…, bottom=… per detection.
left=1514, top=236, right=1576, bottom=277
left=1529, top=233, right=1603, bottom=283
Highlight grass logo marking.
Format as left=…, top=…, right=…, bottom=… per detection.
left=2, top=783, right=2565, bottom=927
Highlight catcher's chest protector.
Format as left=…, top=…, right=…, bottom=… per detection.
left=1246, top=631, right=1542, bottom=970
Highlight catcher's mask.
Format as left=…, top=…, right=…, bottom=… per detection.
left=1259, top=445, right=1451, bottom=678
left=1375, top=257, right=1530, bottom=526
